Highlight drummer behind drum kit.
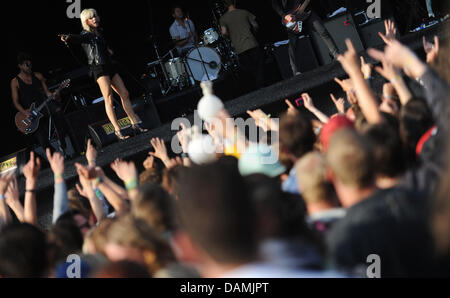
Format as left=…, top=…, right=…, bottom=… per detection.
left=146, top=25, right=239, bottom=97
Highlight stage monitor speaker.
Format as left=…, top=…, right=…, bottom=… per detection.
left=0, top=149, right=28, bottom=176
left=312, top=12, right=365, bottom=65
left=87, top=96, right=161, bottom=149
left=272, top=35, right=319, bottom=79
left=88, top=118, right=134, bottom=150
left=66, top=95, right=162, bottom=153
left=65, top=103, right=107, bottom=155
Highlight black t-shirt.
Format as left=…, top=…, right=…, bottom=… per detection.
left=326, top=187, right=435, bottom=277
left=16, top=74, right=46, bottom=108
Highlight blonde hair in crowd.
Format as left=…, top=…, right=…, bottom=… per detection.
left=80, top=8, right=99, bottom=32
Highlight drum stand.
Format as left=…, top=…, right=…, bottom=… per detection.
left=45, top=101, right=67, bottom=157
left=152, top=42, right=173, bottom=96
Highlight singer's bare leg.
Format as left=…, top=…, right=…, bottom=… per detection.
left=97, top=76, right=121, bottom=132
left=110, top=74, right=142, bottom=125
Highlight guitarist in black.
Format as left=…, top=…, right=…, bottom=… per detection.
left=10, top=52, right=68, bottom=156
left=272, top=0, right=339, bottom=76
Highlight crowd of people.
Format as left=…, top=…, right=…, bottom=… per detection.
left=1, top=20, right=449, bottom=278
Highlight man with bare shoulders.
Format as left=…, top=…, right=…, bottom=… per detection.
left=11, top=52, right=67, bottom=155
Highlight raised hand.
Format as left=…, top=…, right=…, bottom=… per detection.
left=423, top=35, right=439, bottom=64
left=379, top=19, right=397, bottom=43
left=302, top=93, right=315, bottom=111
left=301, top=93, right=330, bottom=124
left=166, top=157, right=184, bottom=170
left=46, top=148, right=64, bottom=177
left=0, top=173, right=14, bottom=196
left=285, top=99, right=299, bottom=116
left=337, top=39, right=361, bottom=77
left=346, top=90, right=358, bottom=106
left=177, top=123, right=191, bottom=154
left=5, top=175, right=25, bottom=222
left=110, top=159, right=137, bottom=183
left=334, top=77, right=354, bottom=92
left=143, top=154, right=155, bottom=170
left=247, top=109, right=271, bottom=131
left=150, top=138, right=170, bottom=164
left=22, top=152, right=41, bottom=182
left=374, top=58, right=401, bottom=82
left=5, top=175, right=19, bottom=202
left=368, top=39, right=427, bottom=80
left=330, top=93, right=346, bottom=114
left=86, top=139, right=98, bottom=166
left=360, top=56, right=373, bottom=79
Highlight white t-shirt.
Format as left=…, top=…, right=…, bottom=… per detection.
left=169, top=19, right=196, bottom=55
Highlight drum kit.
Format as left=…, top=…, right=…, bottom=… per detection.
left=145, top=25, right=239, bottom=97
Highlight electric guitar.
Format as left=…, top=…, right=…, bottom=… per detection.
left=15, top=79, right=71, bottom=135
left=282, top=0, right=312, bottom=34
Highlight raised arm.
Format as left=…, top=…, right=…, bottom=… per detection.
left=0, top=174, right=14, bottom=227
left=22, top=152, right=41, bottom=227
left=93, top=167, right=129, bottom=216
left=110, top=159, right=139, bottom=202
left=368, top=39, right=446, bottom=130
left=5, top=175, right=25, bottom=223
left=46, top=149, right=69, bottom=224
left=338, top=39, right=382, bottom=124
left=302, top=93, right=330, bottom=124
left=75, top=163, right=106, bottom=223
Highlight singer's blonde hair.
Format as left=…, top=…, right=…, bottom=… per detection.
left=80, top=8, right=99, bottom=32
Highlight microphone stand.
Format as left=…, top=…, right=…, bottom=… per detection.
left=44, top=94, right=66, bottom=156
left=185, top=15, right=211, bottom=81
left=153, top=42, right=171, bottom=95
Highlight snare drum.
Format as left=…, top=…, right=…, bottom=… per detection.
left=203, top=28, right=219, bottom=45
left=164, top=58, right=187, bottom=81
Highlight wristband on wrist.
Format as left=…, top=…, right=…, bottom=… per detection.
left=54, top=173, right=64, bottom=180
left=93, top=187, right=103, bottom=200
left=93, top=177, right=102, bottom=188
left=88, top=159, right=97, bottom=164
left=390, top=75, right=402, bottom=84
left=181, top=153, right=189, bottom=159
left=125, top=178, right=139, bottom=191
left=26, top=189, right=36, bottom=193
left=0, top=194, right=5, bottom=201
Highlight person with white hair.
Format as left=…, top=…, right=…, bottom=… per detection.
left=60, top=8, right=148, bottom=141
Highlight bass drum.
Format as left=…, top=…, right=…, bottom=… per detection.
left=185, top=47, right=222, bottom=82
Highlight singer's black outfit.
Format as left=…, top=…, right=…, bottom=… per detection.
left=68, top=29, right=118, bottom=81
left=272, top=0, right=339, bottom=75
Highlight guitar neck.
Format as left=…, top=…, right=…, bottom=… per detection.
left=34, top=89, right=60, bottom=112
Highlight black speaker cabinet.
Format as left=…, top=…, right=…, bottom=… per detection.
left=312, top=12, right=365, bottom=65
left=273, top=35, right=319, bottom=79
left=66, top=95, right=161, bottom=152
left=0, top=148, right=28, bottom=176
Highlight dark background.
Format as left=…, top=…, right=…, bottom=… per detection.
left=4, top=0, right=446, bottom=158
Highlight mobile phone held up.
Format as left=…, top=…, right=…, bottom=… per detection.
left=295, top=96, right=304, bottom=107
